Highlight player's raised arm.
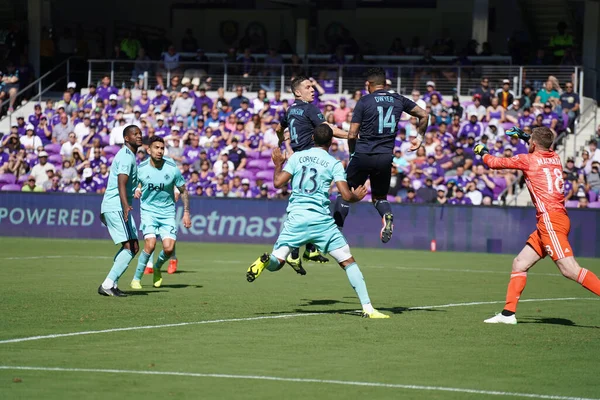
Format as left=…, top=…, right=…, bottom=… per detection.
left=177, top=184, right=192, bottom=228
left=275, top=123, right=288, bottom=146
left=329, top=124, right=349, bottom=140
left=272, top=147, right=292, bottom=188
left=473, top=143, right=529, bottom=171
left=406, top=105, right=429, bottom=151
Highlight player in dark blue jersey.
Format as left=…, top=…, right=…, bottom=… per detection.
left=333, top=68, right=429, bottom=243
left=275, top=76, right=348, bottom=269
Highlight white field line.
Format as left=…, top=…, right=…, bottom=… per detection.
left=0, top=366, right=596, bottom=400
left=0, top=255, right=563, bottom=276
left=1, top=298, right=597, bottom=345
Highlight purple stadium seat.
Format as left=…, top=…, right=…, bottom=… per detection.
left=502, top=122, right=513, bottom=131
left=0, top=173, right=16, bottom=184
left=565, top=200, right=579, bottom=208
left=236, top=170, right=255, bottom=179
left=387, top=195, right=396, bottom=202
left=1, top=184, right=22, bottom=192
left=492, top=177, right=507, bottom=199
left=44, top=143, right=61, bottom=155
left=247, top=159, right=268, bottom=170
left=260, top=150, right=272, bottom=159
left=17, top=175, right=29, bottom=184
left=107, top=156, right=115, bottom=165
left=255, top=170, right=273, bottom=181
left=589, top=191, right=598, bottom=202
left=588, top=202, right=600, bottom=209
left=48, top=154, right=63, bottom=166
left=246, top=151, right=261, bottom=160
left=267, top=160, right=275, bottom=168
left=561, top=113, right=569, bottom=131
left=103, top=145, right=121, bottom=156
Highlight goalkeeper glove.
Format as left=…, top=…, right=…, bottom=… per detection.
left=473, top=143, right=489, bottom=156
left=506, top=126, right=531, bottom=143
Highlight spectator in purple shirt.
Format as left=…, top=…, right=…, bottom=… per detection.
left=81, top=167, right=98, bottom=193
left=234, top=99, right=253, bottom=123
left=96, top=75, right=118, bottom=104
left=508, top=135, right=528, bottom=155
left=541, top=102, right=559, bottom=131
left=403, top=188, right=423, bottom=203
left=448, top=186, right=472, bottom=205
left=134, top=90, right=152, bottom=114
left=183, top=135, right=203, bottom=163
left=90, top=148, right=108, bottom=172
left=422, top=81, right=443, bottom=103
left=186, top=171, right=202, bottom=194
left=458, top=113, right=484, bottom=139
left=198, top=160, right=215, bottom=187
left=79, top=83, right=98, bottom=109
left=518, top=107, right=535, bottom=129
left=154, top=115, right=170, bottom=137
left=93, top=163, right=109, bottom=193
left=240, top=178, right=253, bottom=198
left=28, top=103, right=43, bottom=127
left=194, top=87, right=213, bottom=111
left=151, top=85, right=170, bottom=113
left=181, top=159, right=192, bottom=180
left=35, top=115, right=53, bottom=145
left=421, top=155, right=445, bottom=185
left=454, top=166, right=471, bottom=187
left=105, top=94, right=121, bottom=122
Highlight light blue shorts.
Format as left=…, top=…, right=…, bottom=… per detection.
left=101, top=211, right=138, bottom=245
left=273, top=212, right=347, bottom=255
left=139, top=212, right=178, bottom=241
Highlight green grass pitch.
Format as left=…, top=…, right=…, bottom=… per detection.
left=1, top=237, right=599, bottom=400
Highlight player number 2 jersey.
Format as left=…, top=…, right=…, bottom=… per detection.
left=101, top=146, right=138, bottom=213
left=284, top=148, right=346, bottom=218
left=483, top=151, right=567, bottom=218
left=352, top=89, right=417, bottom=154
left=137, top=157, right=186, bottom=217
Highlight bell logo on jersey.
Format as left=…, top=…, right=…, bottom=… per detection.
left=148, top=183, right=165, bottom=192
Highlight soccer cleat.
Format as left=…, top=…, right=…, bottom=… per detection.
left=167, top=259, right=178, bottom=274
left=153, top=269, right=163, bottom=288
left=484, top=313, right=517, bottom=325
left=361, top=309, right=390, bottom=319
left=247, top=253, right=270, bottom=282
left=286, top=254, right=307, bottom=276
left=380, top=212, right=394, bottom=243
left=130, top=280, right=143, bottom=290
left=144, top=267, right=153, bottom=275
left=97, top=285, right=127, bottom=297
left=303, top=249, right=329, bottom=263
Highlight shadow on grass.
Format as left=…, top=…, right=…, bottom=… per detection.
left=519, top=317, right=600, bottom=329
left=261, top=298, right=445, bottom=316
left=159, top=284, right=203, bottom=289
left=123, top=290, right=169, bottom=296
left=174, top=270, right=196, bottom=274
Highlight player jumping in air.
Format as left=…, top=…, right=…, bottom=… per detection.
left=276, top=75, right=349, bottom=270
left=333, top=68, right=428, bottom=243
left=98, top=125, right=143, bottom=297
left=474, top=126, right=600, bottom=324
left=246, top=125, right=389, bottom=318
left=131, top=136, right=191, bottom=289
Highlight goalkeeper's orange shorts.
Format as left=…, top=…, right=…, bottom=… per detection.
left=526, top=212, right=572, bottom=262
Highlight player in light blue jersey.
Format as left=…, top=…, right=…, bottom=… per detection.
left=246, top=125, right=389, bottom=318
left=130, top=136, right=191, bottom=289
left=98, top=125, right=143, bottom=297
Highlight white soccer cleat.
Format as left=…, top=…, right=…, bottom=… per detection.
left=484, top=313, right=517, bottom=325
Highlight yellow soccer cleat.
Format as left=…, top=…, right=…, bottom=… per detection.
left=303, top=249, right=329, bottom=263
left=246, top=253, right=270, bottom=282
left=153, top=269, right=163, bottom=288
left=130, top=280, right=143, bottom=290
left=286, top=254, right=307, bottom=275
left=362, top=309, right=390, bottom=319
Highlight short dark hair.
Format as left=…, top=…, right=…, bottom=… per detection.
left=532, top=127, right=554, bottom=150
left=291, top=76, right=309, bottom=96
left=123, top=125, right=140, bottom=138
left=366, top=68, right=386, bottom=86
left=313, top=124, right=333, bottom=146
left=149, top=136, right=164, bottom=146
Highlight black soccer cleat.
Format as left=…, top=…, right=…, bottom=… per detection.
left=380, top=212, right=394, bottom=244
left=97, top=285, right=127, bottom=297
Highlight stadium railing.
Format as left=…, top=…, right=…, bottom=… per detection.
left=86, top=60, right=583, bottom=100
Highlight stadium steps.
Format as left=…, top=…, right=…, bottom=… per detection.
left=0, top=102, right=37, bottom=134
left=518, top=0, right=575, bottom=47
left=561, top=105, right=600, bottom=163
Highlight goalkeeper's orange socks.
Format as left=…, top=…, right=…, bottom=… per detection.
left=502, top=272, right=527, bottom=316
left=577, top=268, right=600, bottom=296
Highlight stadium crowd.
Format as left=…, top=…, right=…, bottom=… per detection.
left=0, top=71, right=598, bottom=208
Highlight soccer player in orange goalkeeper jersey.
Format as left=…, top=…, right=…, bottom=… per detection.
left=473, top=126, right=600, bottom=324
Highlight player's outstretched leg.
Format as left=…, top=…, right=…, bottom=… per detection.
left=131, top=236, right=157, bottom=289
left=247, top=253, right=286, bottom=282
left=556, top=257, right=600, bottom=296
left=333, top=196, right=350, bottom=229
left=373, top=199, right=393, bottom=243
left=485, top=245, right=538, bottom=324
left=144, top=250, right=154, bottom=275
left=98, top=240, right=139, bottom=297
left=329, top=245, right=389, bottom=319
left=286, top=247, right=302, bottom=270
left=152, top=239, right=175, bottom=288
left=303, top=243, right=329, bottom=263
